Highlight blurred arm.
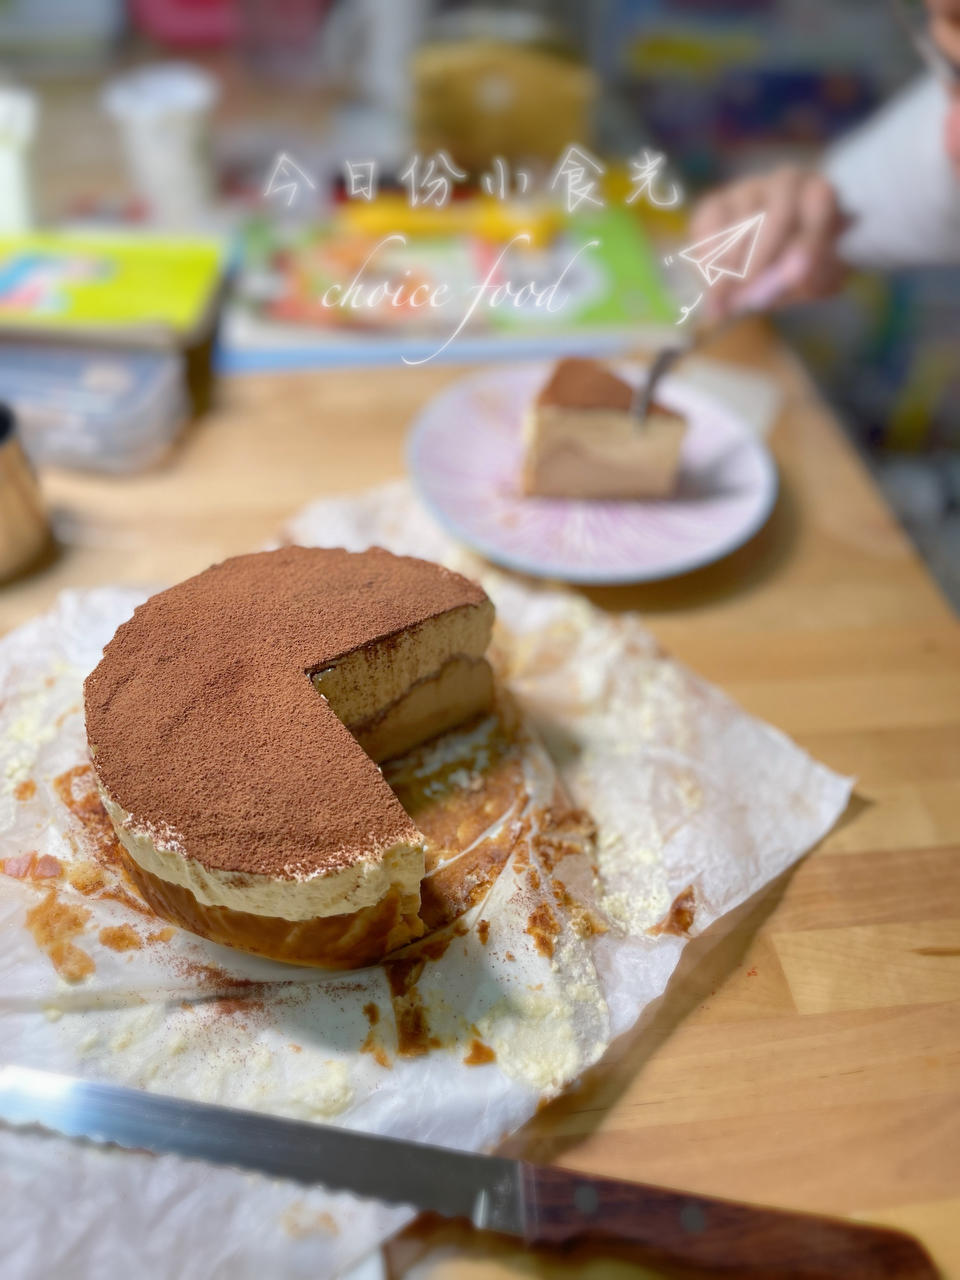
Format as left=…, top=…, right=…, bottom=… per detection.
left=824, top=73, right=960, bottom=267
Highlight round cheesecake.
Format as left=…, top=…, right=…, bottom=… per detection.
left=83, top=546, right=496, bottom=968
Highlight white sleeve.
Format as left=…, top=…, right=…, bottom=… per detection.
left=823, top=73, right=960, bottom=268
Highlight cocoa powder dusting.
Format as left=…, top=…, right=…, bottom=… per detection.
left=83, top=546, right=490, bottom=879
left=537, top=357, right=633, bottom=411
left=212, top=995, right=267, bottom=1025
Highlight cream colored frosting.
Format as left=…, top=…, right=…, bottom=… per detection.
left=102, top=791, right=425, bottom=922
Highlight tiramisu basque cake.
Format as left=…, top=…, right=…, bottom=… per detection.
left=83, top=546, right=501, bottom=969
left=523, top=357, right=687, bottom=499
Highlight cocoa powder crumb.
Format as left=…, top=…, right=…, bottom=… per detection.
left=464, top=1038, right=496, bottom=1066
left=99, top=924, right=142, bottom=952
left=526, top=903, right=561, bottom=959
left=361, top=1029, right=391, bottom=1070
left=26, top=890, right=94, bottom=982
left=649, top=886, right=696, bottom=938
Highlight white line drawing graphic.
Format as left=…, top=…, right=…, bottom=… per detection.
left=399, top=151, right=467, bottom=209
left=263, top=151, right=317, bottom=207
left=626, top=149, right=682, bottom=209
left=549, top=144, right=605, bottom=214
left=344, top=158, right=378, bottom=201
left=675, top=293, right=704, bottom=326
left=677, top=212, right=766, bottom=286
left=480, top=156, right=531, bottom=199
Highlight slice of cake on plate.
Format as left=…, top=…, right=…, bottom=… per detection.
left=523, top=357, right=687, bottom=500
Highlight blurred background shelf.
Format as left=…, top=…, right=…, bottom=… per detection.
left=1, top=0, right=958, bottom=606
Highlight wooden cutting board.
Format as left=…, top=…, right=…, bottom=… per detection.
left=2, top=320, right=958, bottom=1278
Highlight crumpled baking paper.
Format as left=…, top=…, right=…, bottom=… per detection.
left=0, top=482, right=852, bottom=1280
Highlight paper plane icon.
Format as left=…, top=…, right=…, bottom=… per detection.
left=677, top=213, right=766, bottom=286
left=263, top=151, right=317, bottom=208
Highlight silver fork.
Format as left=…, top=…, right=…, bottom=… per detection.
left=632, top=246, right=809, bottom=423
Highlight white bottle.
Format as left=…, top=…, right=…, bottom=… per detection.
left=0, top=85, right=37, bottom=234
left=103, top=63, right=218, bottom=229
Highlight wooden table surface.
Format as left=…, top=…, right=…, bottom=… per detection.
left=2, top=323, right=958, bottom=1279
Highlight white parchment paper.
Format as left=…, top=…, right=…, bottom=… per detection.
left=0, top=483, right=852, bottom=1280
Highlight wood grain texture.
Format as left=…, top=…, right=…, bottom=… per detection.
left=518, top=1164, right=938, bottom=1278
left=1, top=321, right=958, bottom=1277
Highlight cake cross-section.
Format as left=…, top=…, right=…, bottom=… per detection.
left=523, top=357, right=687, bottom=500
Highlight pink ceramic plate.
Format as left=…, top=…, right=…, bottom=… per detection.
left=407, top=362, right=778, bottom=584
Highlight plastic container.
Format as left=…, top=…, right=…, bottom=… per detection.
left=103, top=63, right=219, bottom=228
left=0, top=342, right=187, bottom=473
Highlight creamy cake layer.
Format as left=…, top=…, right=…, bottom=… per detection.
left=117, top=848, right=425, bottom=969
left=102, top=793, right=426, bottom=921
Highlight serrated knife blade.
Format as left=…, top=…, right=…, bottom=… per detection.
left=0, top=1064, right=524, bottom=1234
left=0, top=1063, right=939, bottom=1279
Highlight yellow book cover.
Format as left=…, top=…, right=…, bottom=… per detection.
left=0, top=232, right=224, bottom=337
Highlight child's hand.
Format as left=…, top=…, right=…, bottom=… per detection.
left=689, top=165, right=849, bottom=318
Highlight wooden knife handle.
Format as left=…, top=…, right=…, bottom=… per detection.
left=521, top=1165, right=939, bottom=1279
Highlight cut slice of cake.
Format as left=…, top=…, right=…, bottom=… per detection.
left=523, top=357, right=687, bottom=500
left=83, top=546, right=496, bottom=969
